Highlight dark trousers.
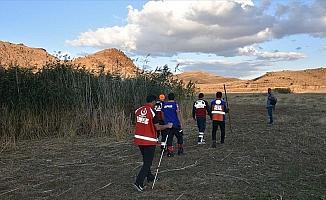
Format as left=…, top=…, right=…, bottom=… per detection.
left=157, top=120, right=165, bottom=138
left=196, top=117, right=206, bottom=132
left=163, top=127, right=183, bottom=152
left=135, top=145, right=156, bottom=187
left=267, top=107, right=273, bottom=123
left=212, top=121, right=225, bottom=143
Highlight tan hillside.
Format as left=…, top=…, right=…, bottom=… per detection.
left=179, top=68, right=326, bottom=93
left=0, top=41, right=138, bottom=77
left=72, top=48, right=138, bottom=77
left=249, top=68, right=326, bottom=92
left=176, top=71, right=238, bottom=84
left=0, top=41, right=58, bottom=68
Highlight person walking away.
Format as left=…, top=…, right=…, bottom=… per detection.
left=154, top=94, right=166, bottom=150
left=133, top=95, right=172, bottom=192
left=266, top=88, right=276, bottom=124
left=162, top=93, right=184, bottom=157
left=210, top=91, right=229, bottom=148
left=192, top=93, right=210, bottom=144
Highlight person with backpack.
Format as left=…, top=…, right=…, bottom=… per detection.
left=210, top=91, right=229, bottom=148
left=266, top=88, right=277, bottom=124
left=192, top=93, right=210, bottom=144
left=162, top=92, right=184, bottom=157
left=133, top=95, right=172, bottom=192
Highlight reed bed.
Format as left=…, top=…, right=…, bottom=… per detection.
left=0, top=64, right=195, bottom=148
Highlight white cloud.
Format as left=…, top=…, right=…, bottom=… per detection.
left=65, top=0, right=325, bottom=79
left=272, top=0, right=326, bottom=38
left=66, top=0, right=326, bottom=56
left=66, top=0, right=276, bottom=56
left=320, top=44, right=326, bottom=51
left=176, top=44, right=306, bottom=78
left=177, top=58, right=270, bottom=78
left=238, top=46, right=306, bottom=61
left=67, top=25, right=139, bottom=50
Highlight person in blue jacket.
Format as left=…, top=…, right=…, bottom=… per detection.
left=161, top=92, right=184, bottom=157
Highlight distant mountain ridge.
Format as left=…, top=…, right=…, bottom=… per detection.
left=179, top=68, right=326, bottom=93
left=176, top=71, right=239, bottom=84
left=1, top=40, right=325, bottom=93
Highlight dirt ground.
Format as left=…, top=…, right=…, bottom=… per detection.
left=1, top=93, right=325, bottom=200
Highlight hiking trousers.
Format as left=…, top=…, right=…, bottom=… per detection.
left=267, top=106, right=273, bottom=123
left=135, top=145, right=156, bottom=187
left=196, top=117, right=206, bottom=132
left=163, top=127, right=183, bottom=153
left=212, top=121, right=225, bottom=143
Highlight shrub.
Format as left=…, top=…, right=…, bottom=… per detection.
left=273, top=87, right=292, bottom=94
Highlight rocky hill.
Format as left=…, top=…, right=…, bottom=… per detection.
left=0, top=41, right=58, bottom=68
left=0, top=41, right=138, bottom=77
left=72, top=48, right=137, bottom=76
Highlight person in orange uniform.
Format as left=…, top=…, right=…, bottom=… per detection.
left=210, top=91, right=229, bottom=148
left=133, top=95, right=172, bottom=192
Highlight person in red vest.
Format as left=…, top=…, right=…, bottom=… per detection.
left=210, top=91, right=229, bottom=148
left=133, top=95, right=172, bottom=192
left=192, top=93, right=210, bottom=144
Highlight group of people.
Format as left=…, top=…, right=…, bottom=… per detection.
left=133, top=89, right=276, bottom=192
left=132, top=91, right=229, bottom=192
left=192, top=92, right=229, bottom=148
left=132, top=92, right=184, bottom=192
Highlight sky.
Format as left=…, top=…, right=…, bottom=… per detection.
left=0, top=0, right=325, bottom=79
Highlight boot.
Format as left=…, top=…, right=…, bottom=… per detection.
left=177, top=144, right=184, bottom=155
left=167, top=146, right=174, bottom=157
left=211, top=140, right=217, bottom=148
left=198, top=132, right=205, bottom=144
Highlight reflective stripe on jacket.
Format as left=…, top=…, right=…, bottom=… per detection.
left=211, top=99, right=226, bottom=121
left=134, top=104, right=157, bottom=145
left=192, top=99, right=210, bottom=118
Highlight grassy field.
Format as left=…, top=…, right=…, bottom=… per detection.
left=0, top=93, right=325, bottom=199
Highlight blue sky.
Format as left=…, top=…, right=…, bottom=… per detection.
left=0, top=0, right=325, bottom=79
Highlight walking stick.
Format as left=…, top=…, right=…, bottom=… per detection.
left=152, top=134, right=169, bottom=189
left=223, top=84, right=233, bottom=134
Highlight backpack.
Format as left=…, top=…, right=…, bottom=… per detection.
left=270, top=96, right=277, bottom=105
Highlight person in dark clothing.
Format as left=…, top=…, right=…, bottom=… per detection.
left=192, top=93, right=210, bottom=144
left=154, top=94, right=166, bottom=149
left=133, top=95, right=172, bottom=192
left=162, top=92, right=184, bottom=157
left=210, top=91, right=229, bottom=148
left=266, top=88, right=276, bottom=124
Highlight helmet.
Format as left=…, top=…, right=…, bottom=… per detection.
left=159, top=94, right=165, bottom=101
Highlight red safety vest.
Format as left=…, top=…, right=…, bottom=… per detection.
left=134, top=104, right=158, bottom=146
left=194, top=99, right=208, bottom=118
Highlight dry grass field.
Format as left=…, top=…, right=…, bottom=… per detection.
left=0, top=93, right=325, bottom=199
